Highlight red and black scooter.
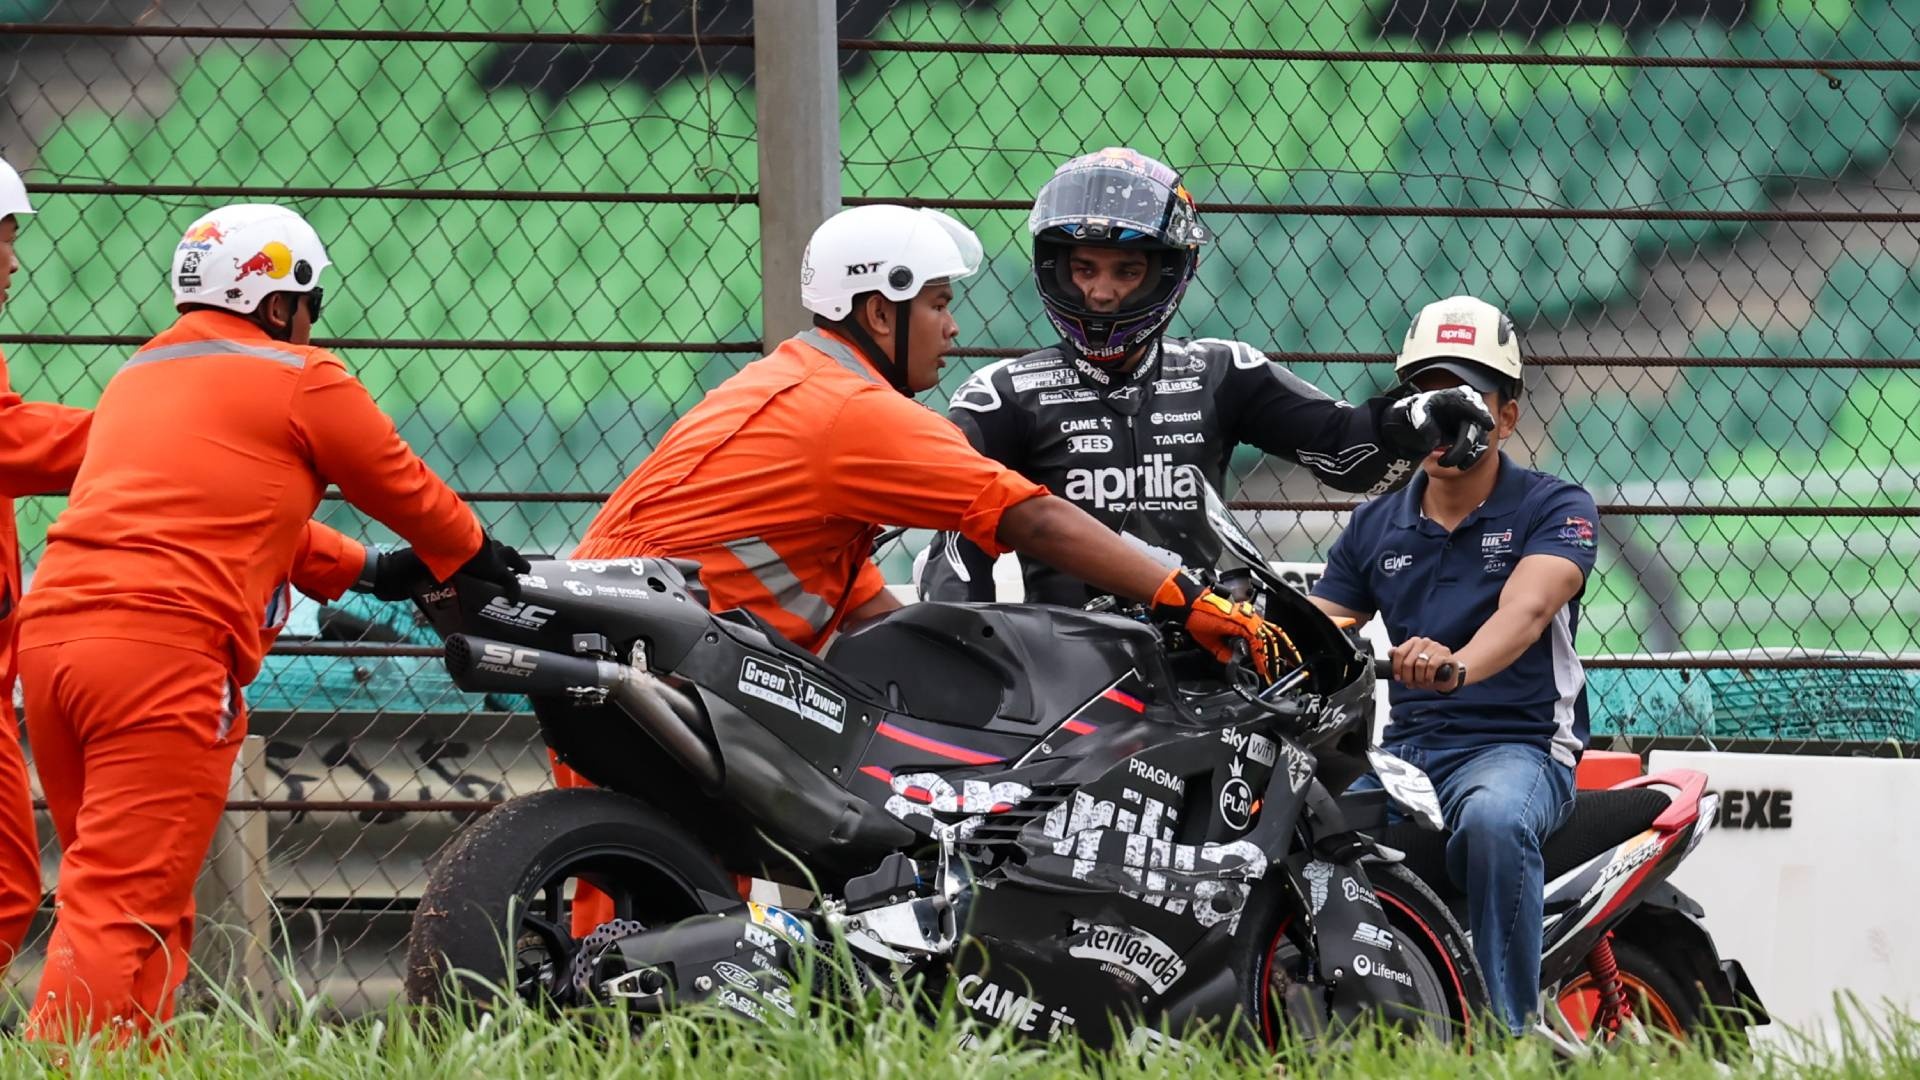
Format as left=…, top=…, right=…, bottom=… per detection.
left=1361, top=727, right=1769, bottom=1052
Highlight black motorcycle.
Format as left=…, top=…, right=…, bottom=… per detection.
left=402, top=486, right=1486, bottom=1051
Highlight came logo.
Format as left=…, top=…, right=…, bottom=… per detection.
left=1059, top=417, right=1110, bottom=433
left=1068, top=922, right=1189, bottom=993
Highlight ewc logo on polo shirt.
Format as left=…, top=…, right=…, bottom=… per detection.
left=1381, top=552, right=1413, bottom=575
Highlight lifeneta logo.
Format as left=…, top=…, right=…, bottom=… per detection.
left=1068, top=922, right=1189, bottom=993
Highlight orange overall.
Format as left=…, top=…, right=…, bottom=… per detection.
left=559, top=329, right=1047, bottom=932
left=17, top=310, right=483, bottom=1040
left=0, top=349, right=89, bottom=977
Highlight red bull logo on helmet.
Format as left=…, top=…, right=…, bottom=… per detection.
left=178, top=220, right=227, bottom=251
left=234, top=241, right=294, bottom=281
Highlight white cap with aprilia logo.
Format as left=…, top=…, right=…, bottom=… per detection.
left=1394, top=294, right=1522, bottom=392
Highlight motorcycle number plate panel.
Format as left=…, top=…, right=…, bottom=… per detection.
left=1367, top=748, right=1446, bottom=832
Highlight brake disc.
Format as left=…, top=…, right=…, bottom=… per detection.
left=568, top=918, right=651, bottom=1001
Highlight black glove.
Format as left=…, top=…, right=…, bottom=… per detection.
left=455, top=533, right=532, bottom=593
left=357, top=546, right=430, bottom=602
left=1382, top=386, right=1496, bottom=470
left=354, top=535, right=530, bottom=602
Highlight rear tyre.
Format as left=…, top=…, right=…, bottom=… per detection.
left=404, top=788, right=737, bottom=1014
left=1556, top=938, right=1750, bottom=1055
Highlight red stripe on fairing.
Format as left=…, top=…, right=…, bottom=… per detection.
left=1103, top=688, right=1145, bottom=712
left=857, top=765, right=893, bottom=784
left=875, top=721, right=1005, bottom=765
left=1063, top=719, right=1097, bottom=735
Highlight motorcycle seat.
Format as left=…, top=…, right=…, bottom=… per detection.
left=1376, top=787, right=1673, bottom=901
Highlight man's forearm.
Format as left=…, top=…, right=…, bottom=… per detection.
left=996, top=496, right=1169, bottom=602
left=1452, top=604, right=1554, bottom=685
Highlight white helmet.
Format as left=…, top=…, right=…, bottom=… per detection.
left=0, top=158, right=33, bottom=221
left=800, top=204, right=982, bottom=321
left=1395, top=295, right=1523, bottom=394
left=171, top=203, right=330, bottom=315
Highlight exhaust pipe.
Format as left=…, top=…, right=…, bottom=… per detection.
left=445, top=634, right=721, bottom=788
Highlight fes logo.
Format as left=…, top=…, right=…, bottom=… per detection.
left=234, top=241, right=294, bottom=281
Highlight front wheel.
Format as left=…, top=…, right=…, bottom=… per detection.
left=1248, top=862, right=1487, bottom=1048
left=404, top=788, right=738, bottom=1013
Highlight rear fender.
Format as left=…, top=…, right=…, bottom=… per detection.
left=1613, top=895, right=1770, bottom=1025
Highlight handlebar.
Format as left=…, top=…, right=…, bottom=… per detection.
left=1371, top=655, right=1457, bottom=685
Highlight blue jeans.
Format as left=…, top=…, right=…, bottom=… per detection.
left=1354, top=741, right=1575, bottom=1035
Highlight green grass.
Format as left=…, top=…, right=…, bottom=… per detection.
left=1, top=973, right=1915, bottom=1078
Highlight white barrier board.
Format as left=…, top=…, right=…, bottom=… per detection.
left=1649, top=750, right=1920, bottom=1041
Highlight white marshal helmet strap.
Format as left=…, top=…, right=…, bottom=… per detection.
left=170, top=203, right=330, bottom=316
left=0, top=158, right=32, bottom=220
left=800, top=205, right=982, bottom=321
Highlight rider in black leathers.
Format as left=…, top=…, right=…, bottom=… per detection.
left=919, top=148, right=1494, bottom=606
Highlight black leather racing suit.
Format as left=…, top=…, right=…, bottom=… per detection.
left=918, top=336, right=1418, bottom=605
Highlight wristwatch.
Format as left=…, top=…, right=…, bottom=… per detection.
left=1440, top=662, right=1468, bottom=694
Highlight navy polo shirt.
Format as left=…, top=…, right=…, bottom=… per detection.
left=1312, top=453, right=1599, bottom=766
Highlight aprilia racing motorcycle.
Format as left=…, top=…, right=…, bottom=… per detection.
left=402, top=486, right=1489, bottom=1050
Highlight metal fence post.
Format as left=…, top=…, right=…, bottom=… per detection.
left=754, top=0, right=841, bottom=346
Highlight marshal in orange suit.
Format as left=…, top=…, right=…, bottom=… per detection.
left=0, top=158, right=91, bottom=982
left=16, top=204, right=526, bottom=1041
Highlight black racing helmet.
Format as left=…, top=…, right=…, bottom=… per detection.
left=1030, top=148, right=1208, bottom=364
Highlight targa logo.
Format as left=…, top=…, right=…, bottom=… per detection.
left=1068, top=922, right=1189, bottom=993
left=1381, top=552, right=1413, bottom=575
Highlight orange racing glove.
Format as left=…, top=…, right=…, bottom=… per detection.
left=1149, top=568, right=1299, bottom=682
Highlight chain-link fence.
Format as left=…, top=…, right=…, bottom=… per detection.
left=1, top=0, right=1917, bottom=1016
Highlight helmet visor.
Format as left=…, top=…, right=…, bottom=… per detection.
left=1029, top=163, right=1205, bottom=249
